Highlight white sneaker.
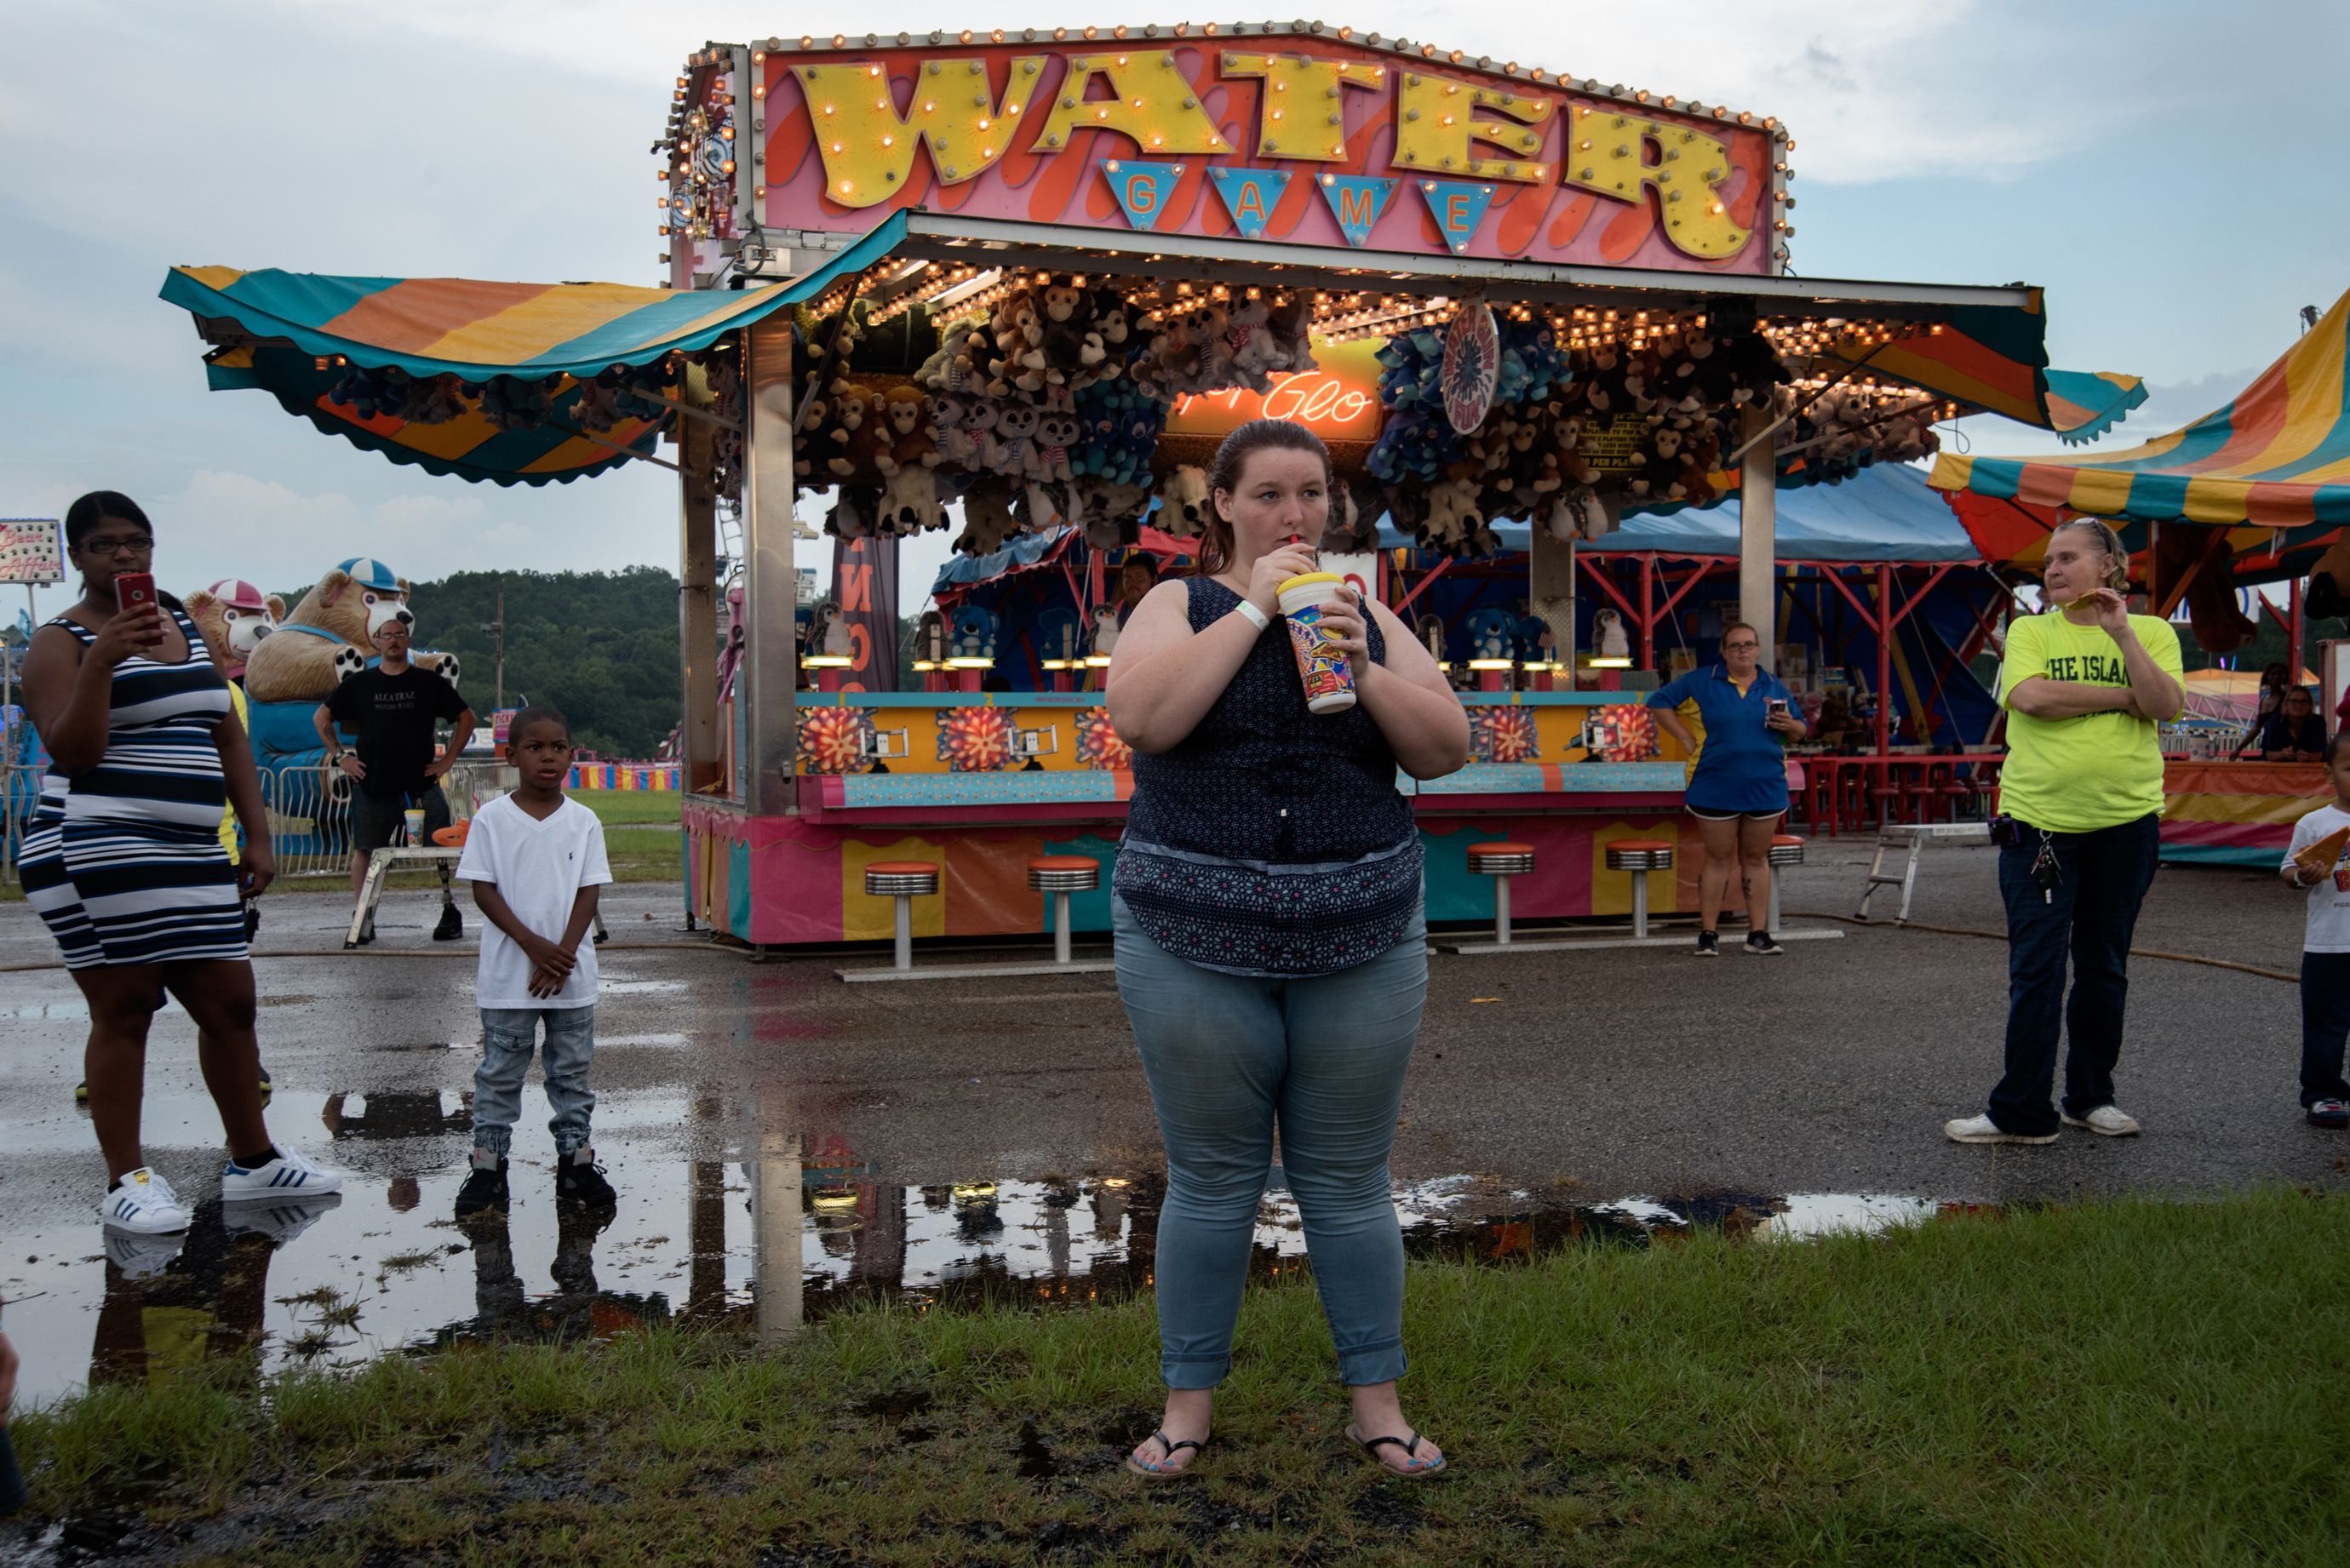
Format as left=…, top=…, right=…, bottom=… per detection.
left=103, top=1228, right=186, bottom=1279
left=221, top=1142, right=345, bottom=1202
left=2061, top=1105, right=2141, bottom=1137
left=223, top=1193, right=343, bottom=1245
left=100, top=1167, right=191, bottom=1233
left=1943, top=1113, right=2057, bottom=1146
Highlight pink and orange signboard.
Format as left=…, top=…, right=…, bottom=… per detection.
left=728, top=26, right=1785, bottom=276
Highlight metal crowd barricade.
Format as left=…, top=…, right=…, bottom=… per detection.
left=260, top=762, right=355, bottom=879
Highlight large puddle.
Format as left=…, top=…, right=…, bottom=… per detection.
left=2, top=1084, right=1952, bottom=1413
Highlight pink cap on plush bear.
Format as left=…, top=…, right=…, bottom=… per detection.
left=209, top=579, right=270, bottom=611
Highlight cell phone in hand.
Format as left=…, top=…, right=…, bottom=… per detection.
left=114, top=571, right=156, bottom=613
left=1768, top=698, right=1791, bottom=720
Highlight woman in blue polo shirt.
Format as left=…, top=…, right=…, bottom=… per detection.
left=1645, top=622, right=1808, bottom=955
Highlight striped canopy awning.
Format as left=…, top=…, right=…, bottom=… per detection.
left=1929, top=285, right=2350, bottom=528
left=157, top=220, right=903, bottom=485
left=1809, top=305, right=2146, bottom=445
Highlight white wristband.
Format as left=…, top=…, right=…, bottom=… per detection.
left=1231, top=599, right=1270, bottom=632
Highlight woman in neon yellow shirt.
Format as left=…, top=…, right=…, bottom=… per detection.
left=1946, top=519, right=2184, bottom=1147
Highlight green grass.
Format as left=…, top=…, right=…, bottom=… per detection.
left=13, top=1189, right=2349, bottom=1565
left=574, top=791, right=685, bottom=827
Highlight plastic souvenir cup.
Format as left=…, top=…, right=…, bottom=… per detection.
left=1276, top=572, right=1357, bottom=715
left=403, top=807, right=426, bottom=844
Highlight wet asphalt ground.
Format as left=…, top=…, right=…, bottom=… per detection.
left=2, top=838, right=2341, bottom=1409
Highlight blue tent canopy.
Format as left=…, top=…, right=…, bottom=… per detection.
left=1371, top=464, right=1978, bottom=563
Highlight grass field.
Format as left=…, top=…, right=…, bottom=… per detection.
left=12, top=1188, right=2347, bottom=1565
left=575, top=787, right=683, bottom=881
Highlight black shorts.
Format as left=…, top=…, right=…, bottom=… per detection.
left=1686, top=803, right=1788, bottom=824
left=352, top=784, right=453, bottom=852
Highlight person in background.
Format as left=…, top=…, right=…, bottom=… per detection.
left=1645, top=622, right=1808, bottom=956
left=314, top=616, right=476, bottom=943
left=2279, top=732, right=2350, bottom=1127
left=2249, top=685, right=2327, bottom=762
left=451, top=705, right=615, bottom=1220
left=1946, top=518, right=2184, bottom=1146
left=21, top=492, right=342, bottom=1238
left=1106, top=419, right=1467, bottom=1479
left=1115, top=552, right=1161, bottom=624
left=2230, top=661, right=2293, bottom=759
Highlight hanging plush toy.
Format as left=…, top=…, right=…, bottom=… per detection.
left=1153, top=465, right=1211, bottom=539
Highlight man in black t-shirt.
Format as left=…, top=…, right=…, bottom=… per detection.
left=313, top=619, right=477, bottom=941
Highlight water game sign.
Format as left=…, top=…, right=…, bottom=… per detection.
left=742, top=28, right=1782, bottom=272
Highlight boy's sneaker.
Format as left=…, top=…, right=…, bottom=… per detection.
left=221, top=1142, right=344, bottom=1201
left=1744, top=930, right=1785, bottom=956
left=556, top=1148, right=617, bottom=1210
left=2060, top=1104, right=2141, bottom=1137
left=455, top=1156, right=511, bottom=1220
left=1693, top=930, right=1720, bottom=958
left=1943, top=1113, right=2058, bottom=1146
left=433, top=904, right=462, bottom=941
left=100, top=1167, right=191, bottom=1233
left=2304, top=1098, right=2348, bottom=1129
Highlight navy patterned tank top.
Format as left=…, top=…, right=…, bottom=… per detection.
left=1115, top=577, right=1422, bottom=976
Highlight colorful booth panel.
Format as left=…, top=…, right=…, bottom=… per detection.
left=2158, top=761, right=2333, bottom=869
left=569, top=763, right=680, bottom=791
left=685, top=798, right=1116, bottom=945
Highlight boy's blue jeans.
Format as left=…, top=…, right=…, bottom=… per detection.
left=1113, top=896, right=1427, bottom=1390
left=1989, top=813, right=2158, bottom=1136
left=2301, top=952, right=2350, bottom=1107
left=473, top=1005, right=597, bottom=1157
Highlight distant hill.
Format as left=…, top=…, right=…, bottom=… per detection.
left=273, top=568, right=685, bottom=760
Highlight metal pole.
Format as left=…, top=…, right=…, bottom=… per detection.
left=495, top=582, right=506, bottom=712
left=1052, top=891, right=1072, bottom=964
left=1493, top=875, right=1513, bottom=946
left=1631, top=869, right=1650, bottom=940
left=1739, top=404, right=1778, bottom=672
left=742, top=320, right=800, bottom=815
left=893, top=896, right=913, bottom=970
left=678, top=419, right=720, bottom=792
left=1877, top=563, right=1894, bottom=755
left=1640, top=554, right=1656, bottom=672
left=2290, top=575, right=2305, bottom=678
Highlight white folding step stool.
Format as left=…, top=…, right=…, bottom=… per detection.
left=1856, top=822, right=1991, bottom=924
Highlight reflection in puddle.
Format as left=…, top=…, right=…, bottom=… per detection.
left=0, top=1100, right=1957, bottom=1412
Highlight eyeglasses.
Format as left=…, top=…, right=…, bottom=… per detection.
left=78, top=536, right=154, bottom=557
left=1722, top=640, right=1760, bottom=651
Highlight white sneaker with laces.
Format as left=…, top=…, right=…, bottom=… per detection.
left=221, top=1142, right=345, bottom=1202
left=224, top=1193, right=344, bottom=1245
left=100, top=1167, right=191, bottom=1233
left=2061, top=1104, right=2141, bottom=1136
left=1943, top=1113, right=2057, bottom=1146
left=103, top=1228, right=186, bottom=1279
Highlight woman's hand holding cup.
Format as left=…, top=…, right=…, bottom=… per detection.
left=1246, top=541, right=1320, bottom=618
left=1315, top=585, right=1373, bottom=682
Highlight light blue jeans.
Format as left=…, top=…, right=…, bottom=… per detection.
left=473, top=1005, right=597, bottom=1157
left=1113, top=897, right=1428, bottom=1388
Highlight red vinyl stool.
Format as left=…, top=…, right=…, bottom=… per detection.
left=864, top=861, right=941, bottom=971
left=1765, top=833, right=1805, bottom=932
left=1465, top=840, right=1536, bottom=945
left=1026, top=856, right=1099, bottom=966
left=1603, top=838, right=1676, bottom=939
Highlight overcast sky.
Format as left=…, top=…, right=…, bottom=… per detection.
left=4, top=1, right=2344, bottom=631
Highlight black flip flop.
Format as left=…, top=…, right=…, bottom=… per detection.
left=1351, top=1427, right=1447, bottom=1478
left=1124, top=1428, right=1205, bottom=1479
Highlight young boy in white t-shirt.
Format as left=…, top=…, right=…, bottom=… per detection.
left=452, top=706, right=615, bottom=1216
left=2280, top=731, right=2350, bottom=1128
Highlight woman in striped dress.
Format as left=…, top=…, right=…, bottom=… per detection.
left=21, top=493, right=341, bottom=1236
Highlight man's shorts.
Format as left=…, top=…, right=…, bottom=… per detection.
left=351, top=783, right=453, bottom=853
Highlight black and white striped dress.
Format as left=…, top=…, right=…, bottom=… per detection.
left=21, top=609, right=249, bottom=969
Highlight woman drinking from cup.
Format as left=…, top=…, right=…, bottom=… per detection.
left=1645, top=622, right=1808, bottom=956
left=1945, top=518, right=2184, bottom=1144
left=1105, top=420, right=1468, bottom=1479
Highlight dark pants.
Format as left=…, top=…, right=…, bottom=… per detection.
left=2301, top=952, right=2350, bottom=1107
left=352, top=783, right=452, bottom=853
left=1988, top=813, right=2158, bottom=1136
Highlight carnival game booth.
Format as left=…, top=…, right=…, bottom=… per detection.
left=158, top=21, right=2140, bottom=949
left=1932, top=286, right=2350, bottom=868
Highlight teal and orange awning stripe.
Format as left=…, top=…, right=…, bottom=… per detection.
left=1810, top=293, right=2146, bottom=444
left=1929, top=284, right=2350, bottom=529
